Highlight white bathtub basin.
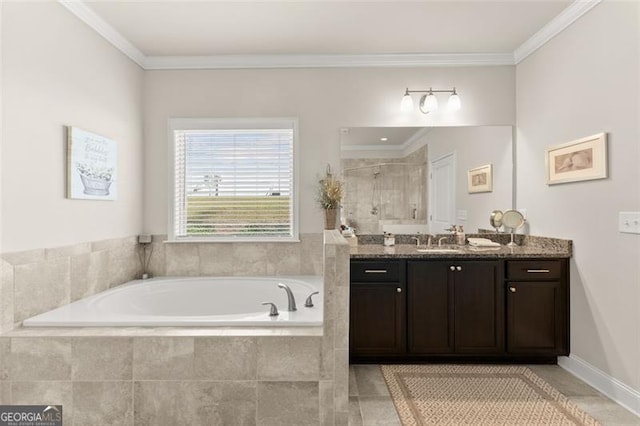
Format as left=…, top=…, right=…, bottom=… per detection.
left=23, top=276, right=323, bottom=327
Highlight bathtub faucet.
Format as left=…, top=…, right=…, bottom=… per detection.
left=277, top=283, right=297, bottom=312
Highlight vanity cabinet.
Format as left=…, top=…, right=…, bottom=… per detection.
left=505, top=260, right=568, bottom=355
left=407, top=260, right=503, bottom=355
left=349, top=260, right=405, bottom=358
left=349, top=256, right=569, bottom=362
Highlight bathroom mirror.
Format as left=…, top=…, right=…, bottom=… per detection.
left=340, top=126, right=514, bottom=235
left=502, top=209, right=525, bottom=246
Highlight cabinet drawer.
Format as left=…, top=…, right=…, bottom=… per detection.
left=351, top=261, right=400, bottom=282
left=506, top=260, right=562, bottom=280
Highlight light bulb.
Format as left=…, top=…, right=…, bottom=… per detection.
left=400, top=91, right=413, bottom=112
left=448, top=89, right=461, bottom=111
left=424, top=91, right=438, bottom=112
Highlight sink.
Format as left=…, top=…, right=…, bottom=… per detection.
left=416, top=248, right=463, bottom=253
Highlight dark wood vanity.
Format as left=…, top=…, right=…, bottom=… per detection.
left=349, top=247, right=570, bottom=363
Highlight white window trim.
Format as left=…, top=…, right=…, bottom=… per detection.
left=167, top=117, right=300, bottom=243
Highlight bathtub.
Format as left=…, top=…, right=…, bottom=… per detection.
left=22, top=276, right=323, bottom=327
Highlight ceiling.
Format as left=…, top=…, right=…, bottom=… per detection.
left=340, top=127, right=423, bottom=148
left=61, top=1, right=600, bottom=68
left=87, top=1, right=571, bottom=57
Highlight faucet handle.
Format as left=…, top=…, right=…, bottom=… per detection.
left=305, top=291, right=320, bottom=307
left=261, top=302, right=279, bottom=316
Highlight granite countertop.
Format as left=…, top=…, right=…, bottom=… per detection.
left=349, top=234, right=572, bottom=259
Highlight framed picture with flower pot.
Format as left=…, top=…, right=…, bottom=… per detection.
left=66, top=126, right=117, bottom=200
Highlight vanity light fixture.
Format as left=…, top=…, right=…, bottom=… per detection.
left=401, top=87, right=461, bottom=114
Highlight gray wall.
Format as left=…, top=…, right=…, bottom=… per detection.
left=516, top=1, right=640, bottom=392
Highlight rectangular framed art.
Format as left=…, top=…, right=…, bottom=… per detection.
left=67, top=126, right=117, bottom=200
left=467, top=164, right=493, bottom=193
left=545, top=133, right=607, bottom=185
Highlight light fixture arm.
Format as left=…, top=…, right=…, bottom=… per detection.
left=405, top=88, right=456, bottom=95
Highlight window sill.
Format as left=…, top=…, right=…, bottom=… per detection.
left=164, top=237, right=301, bottom=244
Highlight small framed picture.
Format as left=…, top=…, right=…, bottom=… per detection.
left=545, top=133, right=607, bottom=185
left=67, top=126, right=118, bottom=200
left=468, top=164, right=492, bottom=193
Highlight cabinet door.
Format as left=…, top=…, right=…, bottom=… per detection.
left=454, top=261, right=504, bottom=354
left=407, top=261, right=453, bottom=354
left=507, top=281, right=566, bottom=354
left=350, top=282, right=404, bottom=357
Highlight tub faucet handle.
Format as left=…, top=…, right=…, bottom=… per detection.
left=261, top=302, right=279, bottom=317
left=304, top=291, right=320, bottom=308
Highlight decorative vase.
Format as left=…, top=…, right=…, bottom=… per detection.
left=324, top=208, right=337, bottom=230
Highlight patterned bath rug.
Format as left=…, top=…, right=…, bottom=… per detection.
left=380, top=364, right=601, bottom=426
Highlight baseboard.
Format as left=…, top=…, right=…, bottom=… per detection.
left=558, top=354, right=640, bottom=417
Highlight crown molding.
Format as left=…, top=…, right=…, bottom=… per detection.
left=514, top=0, right=602, bottom=64
left=58, top=0, right=146, bottom=68
left=60, top=0, right=600, bottom=70
left=401, top=128, right=432, bottom=157
left=144, top=53, right=515, bottom=70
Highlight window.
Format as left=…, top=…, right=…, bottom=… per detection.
left=169, top=118, right=298, bottom=242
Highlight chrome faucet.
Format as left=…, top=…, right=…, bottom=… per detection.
left=277, top=283, right=297, bottom=311
left=438, top=236, right=448, bottom=247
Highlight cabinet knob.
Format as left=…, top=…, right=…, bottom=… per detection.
left=396, top=287, right=402, bottom=293
left=456, top=266, right=462, bottom=271
left=449, top=266, right=456, bottom=271
left=509, top=287, right=516, bottom=293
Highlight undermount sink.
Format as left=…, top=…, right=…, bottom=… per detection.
left=416, top=247, right=463, bottom=253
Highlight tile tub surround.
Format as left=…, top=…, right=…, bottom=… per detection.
left=0, top=236, right=143, bottom=333
left=0, top=336, right=323, bottom=425
left=0, top=230, right=350, bottom=425
left=145, top=233, right=324, bottom=278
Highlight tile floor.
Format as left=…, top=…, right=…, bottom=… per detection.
left=349, top=364, right=640, bottom=426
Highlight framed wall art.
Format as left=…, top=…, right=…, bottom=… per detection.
left=545, top=133, right=607, bottom=185
left=67, top=126, right=117, bottom=200
left=467, top=164, right=493, bottom=193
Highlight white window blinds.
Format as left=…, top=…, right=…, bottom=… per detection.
left=171, top=120, right=296, bottom=241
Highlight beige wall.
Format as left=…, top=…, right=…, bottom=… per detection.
left=143, top=67, right=515, bottom=235
left=422, top=126, right=513, bottom=233
left=516, top=1, right=640, bottom=391
left=1, top=2, right=144, bottom=252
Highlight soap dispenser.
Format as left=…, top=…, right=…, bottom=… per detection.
left=455, top=225, right=466, bottom=245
